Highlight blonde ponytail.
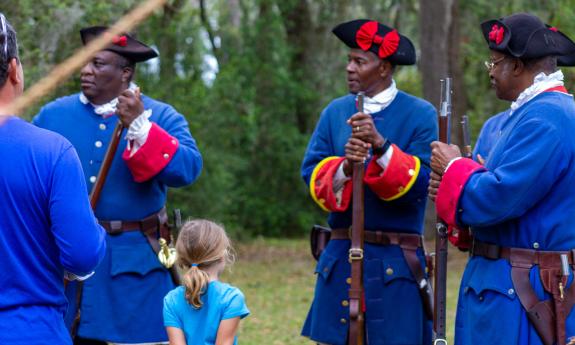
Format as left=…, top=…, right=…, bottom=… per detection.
left=175, top=219, right=234, bottom=309
left=183, top=265, right=210, bottom=308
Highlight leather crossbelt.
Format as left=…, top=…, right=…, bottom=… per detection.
left=331, top=229, right=433, bottom=320
left=471, top=239, right=575, bottom=345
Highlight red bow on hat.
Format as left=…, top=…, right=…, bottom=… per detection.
left=112, top=35, right=128, bottom=47
left=488, top=24, right=504, bottom=45
left=355, top=21, right=399, bottom=59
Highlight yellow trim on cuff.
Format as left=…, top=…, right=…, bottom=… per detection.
left=309, top=156, right=341, bottom=212
left=383, top=156, right=421, bottom=201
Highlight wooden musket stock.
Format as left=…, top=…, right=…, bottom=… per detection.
left=348, top=92, right=365, bottom=345
left=89, top=121, right=124, bottom=208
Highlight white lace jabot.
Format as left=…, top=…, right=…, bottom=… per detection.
left=511, top=70, right=565, bottom=113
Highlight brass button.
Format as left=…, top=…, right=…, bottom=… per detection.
left=99, top=123, right=106, bottom=130
left=346, top=277, right=351, bottom=284
left=89, top=176, right=96, bottom=184
left=319, top=198, right=325, bottom=204
left=533, top=242, right=540, bottom=249
left=398, top=186, right=404, bottom=192
left=171, top=139, right=177, bottom=145
left=95, top=141, right=103, bottom=148
left=408, top=169, right=415, bottom=176
left=340, top=318, right=347, bottom=324
left=341, top=300, right=349, bottom=307
left=386, top=267, right=394, bottom=276
left=163, top=153, right=170, bottom=159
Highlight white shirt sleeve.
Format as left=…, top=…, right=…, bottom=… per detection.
left=375, top=145, right=394, bottom=170
left=125, top=109, right=153, bottom=156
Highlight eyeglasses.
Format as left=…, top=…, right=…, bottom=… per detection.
left=0, top=14, right=7, bottom=60
left=484, top=56, right=508, bottom=72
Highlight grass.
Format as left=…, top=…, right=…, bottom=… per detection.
left=222, top=238, right=468, bottom=345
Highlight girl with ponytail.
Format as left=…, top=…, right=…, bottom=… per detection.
left=163, top=219, right=249, bottom=345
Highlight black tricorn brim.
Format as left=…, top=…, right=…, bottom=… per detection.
left=481, top=17, right=575, bottom=66
left=332, top=19, right=416, bottom=66
left=80, top=26, right=158, bottom=63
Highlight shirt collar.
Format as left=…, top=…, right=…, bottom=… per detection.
left=511, top=70, right=565, bottom=113
left=79, top=82, right=138, bottom=117
left=357, top=79, right=398, bottom=114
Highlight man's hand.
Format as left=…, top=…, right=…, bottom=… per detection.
left=117, top=88, right=144, bottom=127
left=343, top=137, right=370, bottom=176
left=348, top=112, right=386, bottom=148
left=430, top=141, right=462, bottom=175
left=428, top=171, right=442, bottom=202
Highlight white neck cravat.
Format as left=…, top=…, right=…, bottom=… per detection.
left=358, top=79, right=398, bottom=114
left=79, top=82, right=139, bottom=117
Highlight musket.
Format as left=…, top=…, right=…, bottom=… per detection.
left=348, top=92, right=365, bottom=345
left=69, top=120, right=124, bottom=338
left=461, top=115, right=472, bottom=159
left=433, top=78, right=452, bottom=345
left=89, top=121, right=124, bottom=208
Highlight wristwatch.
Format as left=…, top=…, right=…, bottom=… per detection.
left=372, top=139, right=391, bottom=157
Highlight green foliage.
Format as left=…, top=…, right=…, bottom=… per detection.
left=5, top=0, right=575, bottom=238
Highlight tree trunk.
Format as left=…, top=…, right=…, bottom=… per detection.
left=419, top=0, right=466, bottom=239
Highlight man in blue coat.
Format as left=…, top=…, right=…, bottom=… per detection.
left=0, top=14, right=106, bottom=345
left=34, top=26, right=203, bottom=344
left=430, top=13, right=575, bottom=345
left=301, top=19, right=437, bottom=345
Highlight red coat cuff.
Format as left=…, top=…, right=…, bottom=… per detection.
left=309, top=157, right=352, bottom=212
left=123, top=123, right=179, bottom=182
left=364, top=144, right=420, bottom=201
left=436, top=158, right=485, bottom=226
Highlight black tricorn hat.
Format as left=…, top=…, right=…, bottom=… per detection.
left=481, top=13, right=575, bottom=66
left=80, top=26, right=158, bottom=63
left=332, top=19, right=416, bottom=65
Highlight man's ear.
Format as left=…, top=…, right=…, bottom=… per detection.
left=8, top=58, right=21, bottom=84
left=121, top=66, right=134, bottom=83
left=512, top=58, right=525, bottom=77
left=379, top=60, right=392, bottom=79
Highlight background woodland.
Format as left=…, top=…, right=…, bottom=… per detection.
left=4, top=0, right=575, bottom=238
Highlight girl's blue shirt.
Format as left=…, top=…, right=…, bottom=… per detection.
left=163, top=281, right=249, bottom=345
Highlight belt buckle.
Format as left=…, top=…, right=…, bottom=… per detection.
left=107, top=220, right=123, bottom=235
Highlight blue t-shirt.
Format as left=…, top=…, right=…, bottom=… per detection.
left=163, top=281, right=249, bottom=345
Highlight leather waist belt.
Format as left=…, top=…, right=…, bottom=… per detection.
left=99, top=207, right=167, bottom=236
left=471, top=239, right=574, bottom=268
left=331, top=228, right=422, bottom=248
left=472, top=239, right=575, bottom=345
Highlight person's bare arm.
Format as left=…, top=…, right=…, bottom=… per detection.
left=166, top=326, right=187, bottom=345
left=215, top=317, right=241, bottom=345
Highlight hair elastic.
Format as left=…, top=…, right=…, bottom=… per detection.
left=191, top=263, right=199, bottom=267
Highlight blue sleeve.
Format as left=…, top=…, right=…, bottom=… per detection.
left=222, top=288, right=250, bottom=320
left=163, top=290, right=183, bottom=328
left=50, top=145, right=106, bottom=275
left=154, top=106, right=203, bottom=187
left=459, top=117, right=565, bottom=227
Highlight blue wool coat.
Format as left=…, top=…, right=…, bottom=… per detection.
left=437, top=91, right=575, bottom=344
left=301, top=91, right=437, bottom=345
left=0, top=117, right=106, bottom=345
left=33, top=94, right=202, bottom=343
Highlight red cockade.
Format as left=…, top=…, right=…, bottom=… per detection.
left=488, top=24, right=504, bottom=45
left=355, top=21, right=399, bottom=59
